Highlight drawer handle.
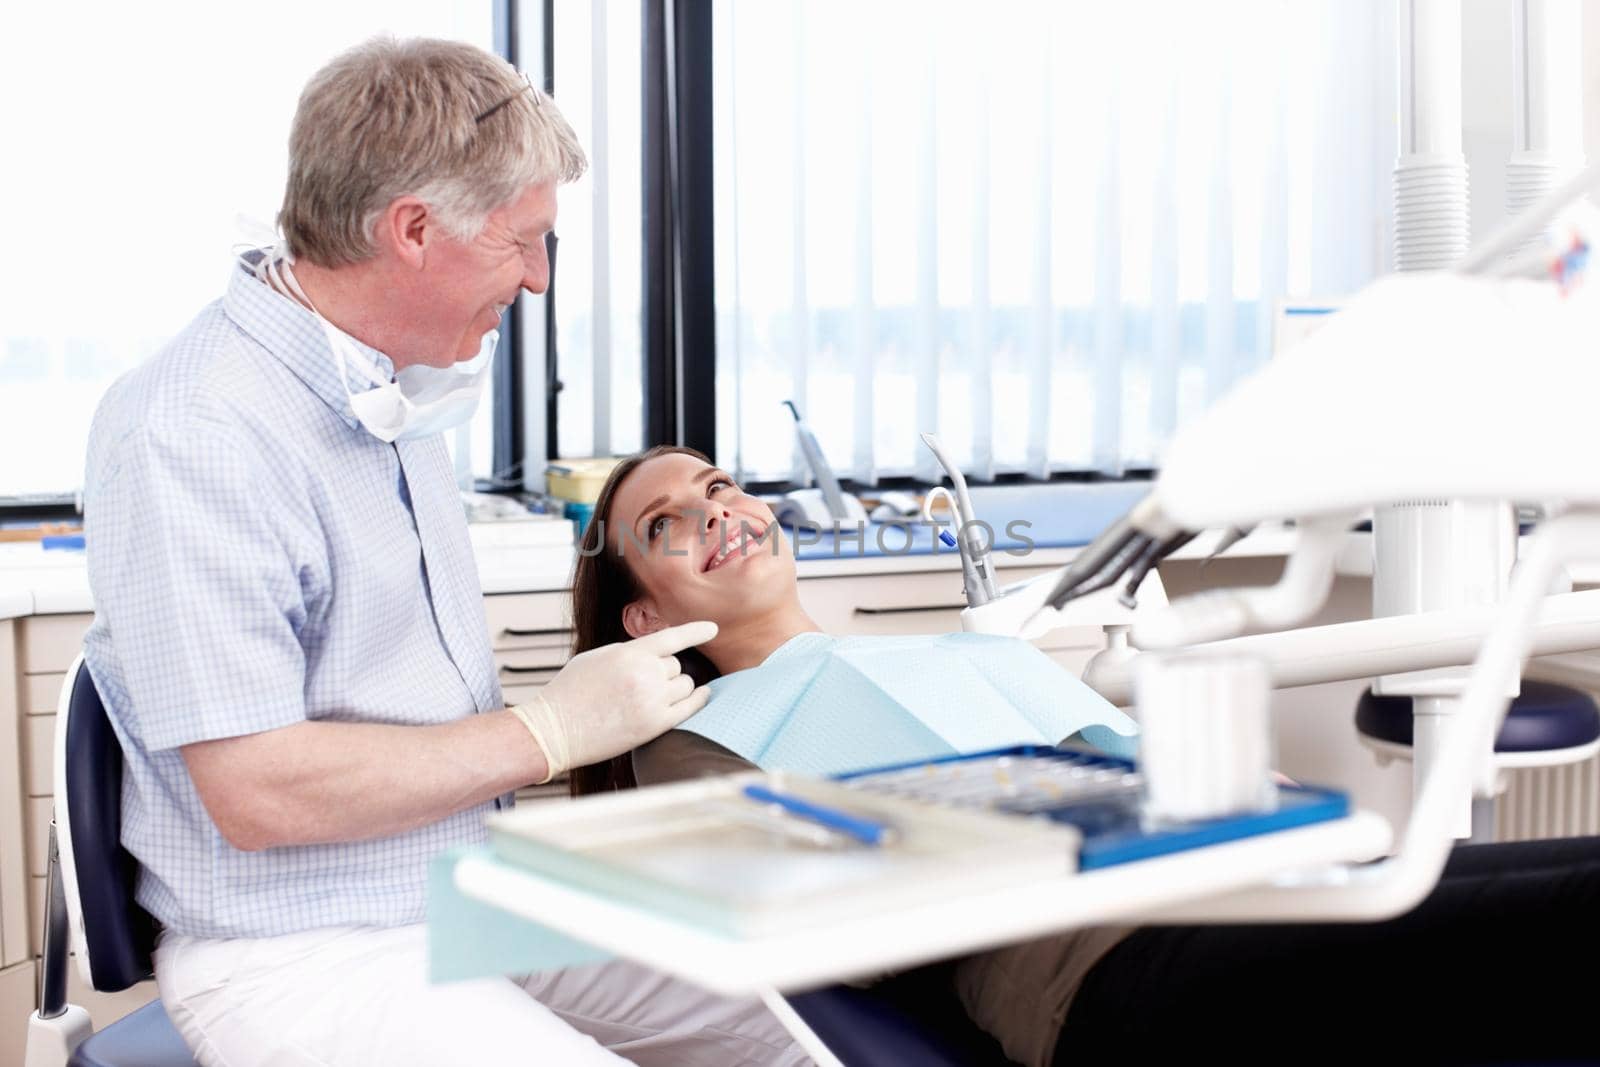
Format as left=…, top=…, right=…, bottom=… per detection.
left=501, top=627, right=570, bottom=638
left=852, top=603, right=966, bottom=616
left=499, top=664, right=560, bottom=675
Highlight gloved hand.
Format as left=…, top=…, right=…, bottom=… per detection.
left=511, top=621, right=718, bottom=784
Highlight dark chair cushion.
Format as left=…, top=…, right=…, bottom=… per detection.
left=1356, top=680, right=1600, bottom=753
left=787, top=964, right=1018, bottom=1066
left=67, top=1000, right=197, bottom=1067
left=65, top=664, right=159, bottom=991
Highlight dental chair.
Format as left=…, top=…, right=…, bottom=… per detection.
left=24, top=656, right=197, bottom=1067
left=786, top=965, right=1015, bottom=1067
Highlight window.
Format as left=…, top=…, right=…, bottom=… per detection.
left=712, top=0, right=1394, bottom=485
left=548, top=0, right=645, bottom=461
left=1, top=3, right=1399, bottom=502
left=0, top=3, right=494, bottom=500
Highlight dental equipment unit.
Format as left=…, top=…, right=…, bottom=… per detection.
left=923, top=165, right=1600, bottom=922
left=777, top=402, right=868, bottom=528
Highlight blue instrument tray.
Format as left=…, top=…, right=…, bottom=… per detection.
left=835, top=745, right=1349, bottom=870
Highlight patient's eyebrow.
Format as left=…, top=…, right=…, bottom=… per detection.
left=633, top=467, right=731, bottom=537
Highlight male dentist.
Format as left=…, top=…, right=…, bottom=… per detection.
left=82, top=37, right=805, bottom=1067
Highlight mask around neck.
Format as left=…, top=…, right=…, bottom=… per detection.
left=251, top=248, right=497, bottom=443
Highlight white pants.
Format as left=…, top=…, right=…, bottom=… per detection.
left=155, top=923, right=811, bottom=1066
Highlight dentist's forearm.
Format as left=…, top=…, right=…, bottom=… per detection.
left=180, top=711, right=548, bottom=851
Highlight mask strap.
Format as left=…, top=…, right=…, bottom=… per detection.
left=265, top=256, right=393, bottom=401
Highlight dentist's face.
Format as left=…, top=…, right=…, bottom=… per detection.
left=610, top=452, right=794, bottom=637
left=422, top=180, right=556, bottom=365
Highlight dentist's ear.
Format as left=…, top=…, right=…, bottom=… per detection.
left=622, top=600, right=666, bottom=640
left=378, top=195, right=431, bottom=270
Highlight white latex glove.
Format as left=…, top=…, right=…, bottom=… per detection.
left=513, top=621, right=718, bottom=783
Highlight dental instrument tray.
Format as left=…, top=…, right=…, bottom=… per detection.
left=835, top=746, right=1350, bottom=870
left=486, top=771, right=1081, bottom=937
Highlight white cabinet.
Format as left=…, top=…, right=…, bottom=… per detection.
left=797, top=564, right=1108, bottom=672
left=485, top=592, right=574, bottom=801
left=0, top=960, right=34, bottom=1067
left=18, top=615, right=92, bottom=676
left=1, top=620, right=32, bottom=1047
left=4, top=611, right=157, bottom=1042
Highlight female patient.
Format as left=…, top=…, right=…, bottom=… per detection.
left=569, top=445, right=1600, bottom=1064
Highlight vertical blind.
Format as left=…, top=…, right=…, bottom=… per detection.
left=550, top=0, right=645, bottom=461
left=712, top=0, right=1395, bottom=485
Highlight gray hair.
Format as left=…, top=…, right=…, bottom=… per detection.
left=279, top=37, right=587, bottom=267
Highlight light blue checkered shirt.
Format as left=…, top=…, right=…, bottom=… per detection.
left=83, top=254, right=505, bottom=939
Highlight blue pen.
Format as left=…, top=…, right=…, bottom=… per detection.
left=742, top=784, right=896, bottom=847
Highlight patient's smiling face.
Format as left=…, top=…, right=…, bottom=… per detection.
left=611, top=452, right=796, bottom=638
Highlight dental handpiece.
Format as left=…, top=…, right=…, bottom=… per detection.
left=919, top=433, right=999, bottom=606
left=784, top=401, right=851, bottom=521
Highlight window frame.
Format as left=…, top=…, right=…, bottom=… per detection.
left=642, top=0, right=717, bottom=457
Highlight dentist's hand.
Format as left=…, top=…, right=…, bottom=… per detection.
left=512, top=621, right=718, bottom=784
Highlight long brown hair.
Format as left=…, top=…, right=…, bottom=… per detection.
left=567, top=445, right=723, bottom=796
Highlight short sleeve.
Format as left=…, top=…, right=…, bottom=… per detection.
left=86, top=423, right=309, bottom=751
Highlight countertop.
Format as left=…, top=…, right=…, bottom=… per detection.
left=0, top=482, right=1314, bottom=618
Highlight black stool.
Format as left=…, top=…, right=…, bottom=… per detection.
left=1355, top=680, right=1600, bottom=840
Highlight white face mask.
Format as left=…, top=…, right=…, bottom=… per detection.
left=252, top=247, right=497, bottom=443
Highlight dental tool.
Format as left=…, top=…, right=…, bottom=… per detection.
left=921, top=487, right=962, bottom=551
left=915, top=435, right=1169, bottom=636
left=919, top=434, right=1000, bottom=606
left=1202, top=526, right=1253, bottom=566
left=784, top=401, right=853, bottom=523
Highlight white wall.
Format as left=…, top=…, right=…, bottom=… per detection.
left=1462, top=0, right=1515, bottom=245
left=1461, top=0, right=1594, bottom=248
left=1586, top=4, right=1600, bottom=163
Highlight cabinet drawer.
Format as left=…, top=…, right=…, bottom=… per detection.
left=494, top=646, right=569, bottom=673
left=0, top=960, right=36, bottom=1067
left=798, top=566, right=1108, bottom=652
left=25, top=671, right=66, bottom=715
left=21, top=614, right=92, bottom=674
left=799, top=572, right=968, bottom=635
left=483, top=593, right=571, bottom=651
left=26, top=798, right=50, bottom=878
left=24, top=714, right=52, bottom=798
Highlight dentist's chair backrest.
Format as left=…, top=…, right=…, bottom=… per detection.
left=53, top=655, right=159, bottom=992
left=30, top=656, right=197, bottom=1067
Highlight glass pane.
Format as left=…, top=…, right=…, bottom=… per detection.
left=552, top=0, right=644, bottom=461
left=713, top=0, right=1384, bottom=482
left=0, top=3, right=494, bottom=499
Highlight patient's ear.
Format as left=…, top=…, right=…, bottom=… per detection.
left=622, top=599, right=665, bottom=639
